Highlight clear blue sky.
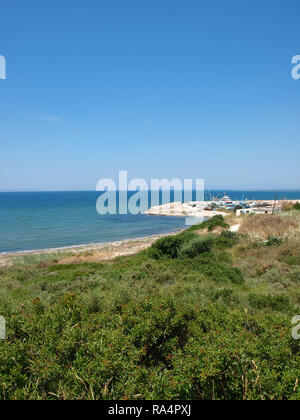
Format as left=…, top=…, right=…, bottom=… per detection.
left=0, top=0, right=300, bottom=190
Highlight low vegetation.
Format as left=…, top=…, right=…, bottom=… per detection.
left=239, top=212, right=300, bottom=241
left=187, top=214, right=229, bottom=232
left=282, top=201, right=300, bottom=212
left=0, top=215, right=299, bottom=400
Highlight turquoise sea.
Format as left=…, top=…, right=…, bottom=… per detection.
left=1, top=190, right=300, bottom=253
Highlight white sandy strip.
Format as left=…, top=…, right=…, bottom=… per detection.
left=144, top=202, right=228, bottom=218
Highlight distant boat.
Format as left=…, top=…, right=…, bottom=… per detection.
left=220, top=194, right=233, bottom=204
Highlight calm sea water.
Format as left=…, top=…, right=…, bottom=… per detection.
left=0, top=191, right=186, bottom=253
left=0, top=190, right=300, bottom=253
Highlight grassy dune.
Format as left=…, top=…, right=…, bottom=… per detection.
left=0, top=214, right=300, bottom=400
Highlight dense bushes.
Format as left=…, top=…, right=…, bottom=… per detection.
left=149, top=217, right=233, bottom=260
left=148, top=235, right=186, bottom=259
left=178, top=236, right=214, bottom=258
left=0, top=222, right=299, bottom=400
left=149, top=226, right=237, bottom=260
left=193, top=253, right=245, bottom=285
left=214, top=230, right=240, bottom=248
left=148, top=232, right=214, bottom=259
left=0, top=290, right=298, bottom=400
left=248, top=294, right=292, bottom=312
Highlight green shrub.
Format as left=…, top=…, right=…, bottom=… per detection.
left=214, top=230, right=239, bottom=249
left=187, top=215, right=229, bottom=232
left=248, top=294, right=291, bottom=312
left=85, top=293, right=102, bottom=314
left=293, top=203, right=300, bottom=210
left=1, top=223, right=299, bottom=400
left=193, top=253, right=244, bottom=285
left=266, top=236, right=284, bottom=247
left=179, top=236, right=214, bottom=259
left=282, top=255, right=300, bottom=266
left=210, top=287, right=234, bottom=303
left=149, top=232, right=196, bottom=259
left=149, top=235, right=187, bottom=259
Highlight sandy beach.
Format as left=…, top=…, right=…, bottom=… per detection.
left=1, top=198, right=299, bottom=267
left=0, top=229, right=184, bottom=267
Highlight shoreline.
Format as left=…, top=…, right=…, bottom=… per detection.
left=0, top=228, right=185, bottom=262
left=2, top=198, right=299, bottom=260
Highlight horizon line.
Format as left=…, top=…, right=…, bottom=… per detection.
left=1, top=188, right=300, bottom=193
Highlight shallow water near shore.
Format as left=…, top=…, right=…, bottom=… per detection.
left=0, top=191, right=187, bottom=253
left=1, top=190, right=300, bottom=253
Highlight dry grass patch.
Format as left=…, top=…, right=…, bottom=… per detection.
left=282, top=201, right=295, bottom=212
left=231, top=242, right=284, bottom=276
left=239, top=213, right=300, bottom=240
